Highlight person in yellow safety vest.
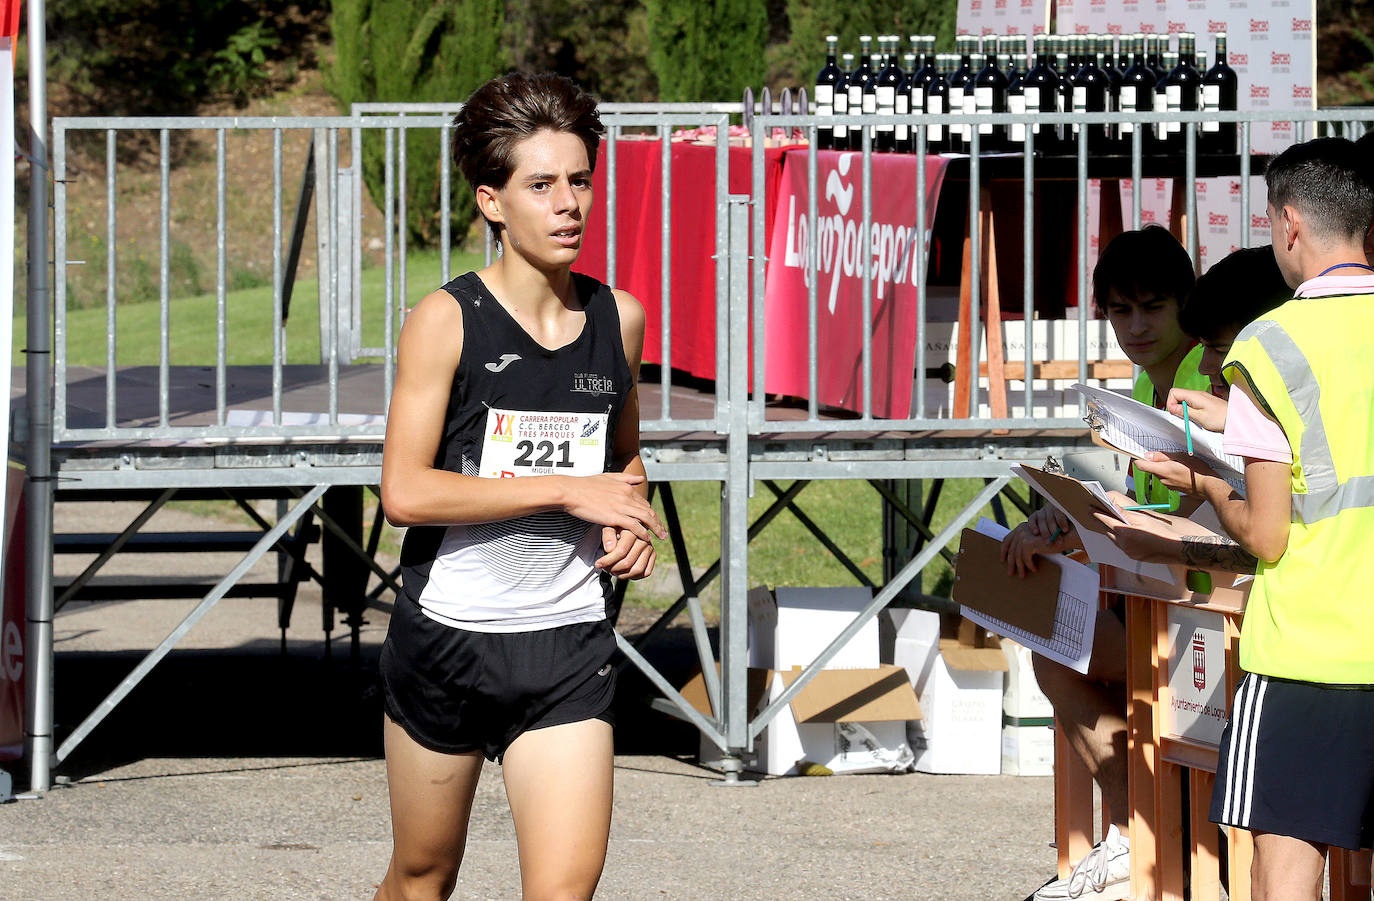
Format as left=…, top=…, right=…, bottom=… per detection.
left=1133, top=137, right=1374, bottom=899
left=1002, top=226, right=1207, bottom=901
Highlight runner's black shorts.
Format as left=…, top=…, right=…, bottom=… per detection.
left=1211, top=673, right=1374, bottom=850
left=379, top=595, right=617, bottom=762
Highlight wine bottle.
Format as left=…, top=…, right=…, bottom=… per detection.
left=1100, top=35, right=1124, bottom=150
left=875, top=36, right=904, bottom=152
left=896, top=51, right=916, bottom=153
left=1006, top=36, right=1028, bottom=149
left=1147, top=35, right=1168, bottom=82
left=1163, top=34, right=1200, bottom=154
left=1022, top=34, right=1059, bottom=153
left=849, top=35, right=875, bottom=149
left=910, top=38, right=939, bottom=153
left=814, top=35, right=843, bottom=151
left=926, top=53, right=952, bottom=153
left=973, top=37, right=1009, bottom=152
left=949, top=35, right=977, bottom=153
left=1119, top=34, right=1158, bottom=148
left=1200, top=32, right=1239, bottom=156
left=1071, top=34, right=1110, bottom=153
left=834, top=52, right=854, bottom=150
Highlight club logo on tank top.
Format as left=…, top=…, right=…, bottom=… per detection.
left=572, top=372, right=615, bottom=397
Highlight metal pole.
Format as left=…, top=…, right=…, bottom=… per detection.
left=24, top=0, right=54, bottom=793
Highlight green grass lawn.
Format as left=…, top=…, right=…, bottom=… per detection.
left=16, top=249, right=486, bottom=366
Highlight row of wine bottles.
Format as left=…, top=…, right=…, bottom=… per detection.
left=813, top=32, right=1240, bottom=156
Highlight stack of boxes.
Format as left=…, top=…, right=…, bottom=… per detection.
left=1000, top=639, right=1055, bottom=776
left=688, top=587, right=922, bottom=776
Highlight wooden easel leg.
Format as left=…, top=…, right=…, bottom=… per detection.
left=1228, top=827, right=1254, bottom=901
left=1191, top=770, right=1222, bottom=901
left=956, top=208, right=974, bottom=419
left=980, top=190, right=1008, bottom=424
left=1127, top=595, right=1160, bottom=901
left=1055, top=718, right=1096, bottom=879
left=1331, top=849, right=1374, bottom=901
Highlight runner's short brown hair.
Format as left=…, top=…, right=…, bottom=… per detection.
left=452, top=73, right=603, bottom=243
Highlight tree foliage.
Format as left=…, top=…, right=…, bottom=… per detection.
left=505, top=0, right=657, bottom=102
left=775, top=0, right=957, bottom=91
left=645, top=0, right=769, bottom=102
left=330, top=0, right=506, bottom=246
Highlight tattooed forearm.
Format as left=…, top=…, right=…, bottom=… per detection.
left=1179, top=535, right=1258, bottom=574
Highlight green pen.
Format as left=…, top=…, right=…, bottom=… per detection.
left=1124, top=503, right=1172, bottom=511
left=1182, top=399, right=1194, bottom=455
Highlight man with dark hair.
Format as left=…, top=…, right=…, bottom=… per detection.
left=1179, top=244, right=1292, bottom=396
left=1005, top=226, right=1209, bottom=901
left=1135, top=136, right=1374, bottom=900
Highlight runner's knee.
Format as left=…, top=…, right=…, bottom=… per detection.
left=380, top=859, right=461, bottom=901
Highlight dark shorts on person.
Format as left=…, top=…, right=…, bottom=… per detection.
left=1211, top=672, right=1374, bottom=850
left=378, top=595, right=617, bottom=762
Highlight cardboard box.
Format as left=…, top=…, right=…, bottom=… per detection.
left=682, top=664, right=921, bottom=776
left=748, top=586, right=878, bottom=671
left=898, top=617, right=1007, bottom=775
left=1001, top=723, right=1055, bottom=776
left=1002, top=640, right=1053, bottom=721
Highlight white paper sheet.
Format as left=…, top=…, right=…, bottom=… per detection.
left=1012, top=465, right=1177, bottom=583
left=961, top=519, right=1099, bottom=675
left=1070, top=383, right=1247, bottom=493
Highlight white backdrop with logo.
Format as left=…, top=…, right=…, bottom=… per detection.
left=959, top=0, right=1317, bottom=271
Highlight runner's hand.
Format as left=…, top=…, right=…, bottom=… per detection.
left=1165, top=388, right=1228, bottom=432
left=596, top=526, right=657, bottom=579
left=560, top=473, right=668, bottom=542
left=1000, top=507, right=1078, bottom=577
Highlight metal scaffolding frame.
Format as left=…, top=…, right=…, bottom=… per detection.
left=20, top=71, right=1374, bottom=791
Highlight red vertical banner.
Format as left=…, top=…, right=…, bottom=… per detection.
left=0, top=467, right=25, bottom=761
left=0, top=0, right=19, bottom=38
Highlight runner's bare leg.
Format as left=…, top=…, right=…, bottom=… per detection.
left=374, top=715, right=485, bottom=901
left=502, top=718, right=614, bottom=901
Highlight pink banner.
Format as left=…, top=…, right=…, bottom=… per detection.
left=1, top=467, right=25, bottom=761
left=764, top=151, right=950, bottom=418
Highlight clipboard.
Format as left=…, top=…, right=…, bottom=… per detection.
left=952, top=529, right=1059, bottom=640
left=1015, top=464, right=1125, bottom=537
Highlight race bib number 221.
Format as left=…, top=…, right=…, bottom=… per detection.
left=480, top=408, right=608, bottom=478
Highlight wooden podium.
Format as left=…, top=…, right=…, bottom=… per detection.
left=1053, top=567, right=1372, bottom=900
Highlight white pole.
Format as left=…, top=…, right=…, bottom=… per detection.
left=24, top=0, right=53, bottom=794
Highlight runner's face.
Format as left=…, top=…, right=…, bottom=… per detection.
left=1198, top=327, right=1239, bottom=397
left=1101, top=289, right=1188, bottom=369
left=491, top=129, right=593, bottom=268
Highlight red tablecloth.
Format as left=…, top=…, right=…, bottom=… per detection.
left=764, top=150, right=953, bottom=418
left=577, top=140, right=787, bottom=381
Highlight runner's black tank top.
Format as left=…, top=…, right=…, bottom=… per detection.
left=398, top=271, right=633, bottom=631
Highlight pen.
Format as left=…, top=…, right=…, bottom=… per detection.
left=1124, top=503, right=1173, bottom=511
left=1048, top=527, right=1063, bottom=543
left=1182, top=399, right=1193, bottom=455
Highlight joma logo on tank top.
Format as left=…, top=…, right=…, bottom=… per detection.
left=571, top=372, right=615, bottom=396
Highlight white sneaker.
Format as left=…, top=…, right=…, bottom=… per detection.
left=1032, top=824, right=1132, bottom=901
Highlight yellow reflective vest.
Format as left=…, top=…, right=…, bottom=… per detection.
left=1132, top=344, right=1210, bottom=508
left=1223, top=294, right=1374, bottom=684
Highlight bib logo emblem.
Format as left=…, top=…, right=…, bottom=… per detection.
left=491, top=413, right=514, bottom=440
left=485, top=353, right=522, bottom=373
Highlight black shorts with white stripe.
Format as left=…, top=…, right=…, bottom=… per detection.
left=1210, top=673, right=1374, bottom=850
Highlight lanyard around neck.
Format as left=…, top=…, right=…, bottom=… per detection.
left=1316, top=262, right=1374, bottom=278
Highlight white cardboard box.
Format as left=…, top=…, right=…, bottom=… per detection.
left=684, top=663, right=921, bottom=776
left=748, top=586, right=878, bottom=670
left=1001, top=723, right=1055, bottom=776
left=1002, top=640, right=1054, bottom=721
left=891, top=610, right=1007, bottom=775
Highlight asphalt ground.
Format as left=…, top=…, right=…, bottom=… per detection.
left=0, top=502, right=1058, bottom=900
